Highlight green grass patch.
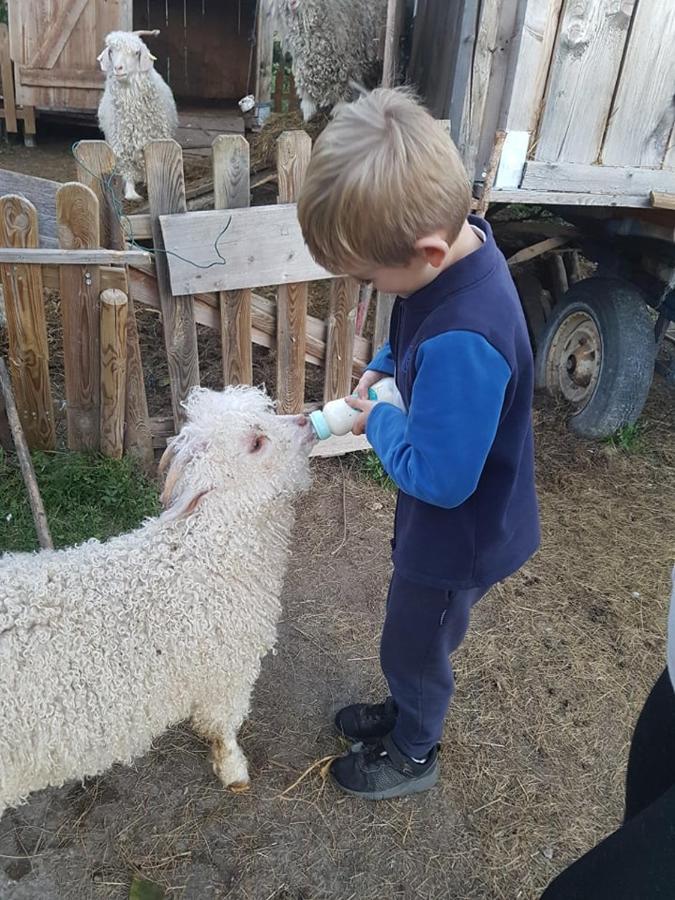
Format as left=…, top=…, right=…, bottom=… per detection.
left=603, top=422, right=645, bottom=454
left=355, top=451, right=395, bottom=491
left=0, top=449, right=160, bottom=553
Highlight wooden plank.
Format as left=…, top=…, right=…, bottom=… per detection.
left=18, top=68, right=104, bottom=91
left=160, top=203, right=332, bottom=296
left=507, top=237, right=571, bottom=267
left=373, top=292, right=396, bottom=355
left=74, top=141, right=124, bottom=251
left=490, top=189, right=652, bottom=208
left=494, top=131, right=529, bottom=189
left=449, top=0, right=480, bottom=151
left=522, top=162, right=675, bottom=196
left=501, top=0, right=564, bottom=133
left=255, top=1, right=274, bottom=119
left=382, top=0, right=405, bottom=88
left=144, top=140, right=200, bottom=429
left=602, top=0, right=675, bottom=167
left=324, top=277, right=359, bottom=402
left=0, top=169, right=59, bottom=245
left=535, top=0, right=636, bottom=164
left=31, top=0, right=90, bottom=69
left=0, top=248, right=150, bottom=265
left=276, top=131, right=312, bottom=414
left=0, top=357, right=53, bottom=549
left=0, top=195, right=54, bottom=450
left=477, top=130, right=506, bottom=215
left=99, top=289, right=128, bottom=459
left=651, top=192, right=675, bottom=211
left=213, top=134, right=252, bottom=386
left=56, top=182, right=101, bottom=451
left=0, top=23, right=17, bottom=133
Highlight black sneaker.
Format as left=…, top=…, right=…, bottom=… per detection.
left=334, top=697, right=398, bottom=742
left=330, top=733, right=439, bottom=800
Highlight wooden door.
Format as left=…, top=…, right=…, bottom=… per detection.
left=8, top=0, right=132, bottom=111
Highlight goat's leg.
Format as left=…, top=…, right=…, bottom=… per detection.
left=192, top=684, right=254, bottom=791
left=123, top=178, right=142, bottom=202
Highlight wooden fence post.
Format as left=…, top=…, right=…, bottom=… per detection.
left=74, top=139, right=154, bottom=471
left=0, top=24, right=17, bottom=135
left=145, top=140, right=200, bottom=430
left=324, top=276, right=360, bottom=402
left=100, top=288, right=128, bottom=459
left=373, top=292, right=396, bottom=355
left=276, top=131, right=311, bottom=413
left=213, top=134, right=253, bottom=386
left=56, top=182, right=101, bottom=451
left=0, top=195, right=55, bottom=450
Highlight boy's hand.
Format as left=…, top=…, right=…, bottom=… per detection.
left=354, top=369, right=385, bottom=400
left=345, top=396, right=377, bottom=436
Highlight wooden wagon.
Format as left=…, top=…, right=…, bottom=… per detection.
left=409, top=0, right=675, bottom=437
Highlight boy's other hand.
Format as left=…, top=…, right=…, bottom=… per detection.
left=345, top=396, right=376, bottom=436
left=354, top=369, right=384, bottom=400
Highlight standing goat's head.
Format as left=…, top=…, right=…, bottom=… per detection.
left=97, top=31, right=159, bottom=80
left=158, top=386, right=315, bottom=523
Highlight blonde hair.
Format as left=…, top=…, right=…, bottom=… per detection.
left=297, top=87, right=471, bottom=274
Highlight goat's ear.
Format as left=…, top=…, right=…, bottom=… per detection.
left=159, top=488, right=212, bottom=524
left=97, top=47, right=111, bottom=73
left=139, top=44, right=156, bottom=72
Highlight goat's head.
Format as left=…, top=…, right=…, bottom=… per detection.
left=98, top=31, right=158, bottom=81
left=158, top=386, right=314, bottom=523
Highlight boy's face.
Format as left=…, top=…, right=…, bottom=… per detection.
left=348, top=232, right=452, bottom=297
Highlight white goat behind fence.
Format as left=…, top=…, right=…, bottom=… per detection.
left=97, top=30, right=178, bottom=201
left=0, top=386, right=314, bottom=818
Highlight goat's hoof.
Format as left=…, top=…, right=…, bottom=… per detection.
left=228, top=780, right=250, bottom=794
left=125, top=192, right=143, bottom=203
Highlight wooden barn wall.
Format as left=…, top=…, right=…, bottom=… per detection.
left=133, top=0, right=256, bottom=101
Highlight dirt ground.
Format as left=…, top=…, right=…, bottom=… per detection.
left=1, top=131, right=675, bottom=899
left=0, top=381, right=673, bottom=900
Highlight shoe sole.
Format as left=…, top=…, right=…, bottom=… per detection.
left=331, top=761, right=439, bottom=801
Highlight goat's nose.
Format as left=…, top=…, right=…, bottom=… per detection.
left=297, top=415, right=308, bottom=428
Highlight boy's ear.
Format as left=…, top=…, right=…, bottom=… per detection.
left=414, top=235, right=449, bottom=269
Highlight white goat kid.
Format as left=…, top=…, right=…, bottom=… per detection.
left=0, top=387, right=314, bottom=819
left=97, top=30, right=178, bottom=201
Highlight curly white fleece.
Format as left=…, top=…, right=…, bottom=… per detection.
left=97, top=32, right=178, bottom=185
left=0, top=386, right=313, bottom=817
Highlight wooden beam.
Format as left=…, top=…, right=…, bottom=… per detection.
left=522, top=162, right=675, bottom=196
left=0, top=357, right=53, bottom=549
left=159, top=203, right=332, bottom=296
left=0, top=248, right=150, bottom=265
left=31, top=0, right=89, bottom=68
left=57, top=182, right=101, bottom=451
left=18, top=68, right=104, bottom=90
left=489, top=189, right=653, bottom=208
left=507, top=237, right=571, bottom=267
left=382, top=0, right=404, bottom=88
left=0, top=23, right=17, bottom=133
left=651, top=191, right=675, bottom=211
left=144, top=140, right=200, bottom=429
left=0, top=195, right=55, bottom=450
left=99, top=289, right=128, bottom=459
left=276, top=131, right=312, bottom=414
left=213, top=134, right=252, bottom=386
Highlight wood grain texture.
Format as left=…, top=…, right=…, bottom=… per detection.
left=74, top=141, right=124, bottom=251
left=522, top=161, right=675, bottom=196
left=0, top=356, right=53, bottom=548
left=256, top=3, right=274, bottom=106
left=651, top=192, right=675, bottom=211
left=145, top=139, right=200, bottom=429
left=0, top=169, right=59, bottom=245
left=460, top=0, right=501, bottom=178
left=275, top=131, right=312, bottom=414
left=31, top=0, right=90, bottom=69
left=0, top=23, right=17, bottom=133
left=0, top=194, right=54, bottom=450
left=507, top=237, right=572, bottom=267
left=490, top=189, right=652, bottom=208
left=535, top=0, right=636, bottom=164
left=602, top=0, right=675, bottom=167
left=0, top=248, right=149, bottom=264
left=324, top=277, right=359, bottom=402
left=56, top=182, right=101, bottom=451
left=382, top=0, right=405, bottom=88
left=99, top=288, right=128, bottom=459
left=373, top=293, right=396, bottom=355
left=213, top=134, right=252, bottom=386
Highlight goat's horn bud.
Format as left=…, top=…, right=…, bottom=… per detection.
left=132, top=29, right=160, bottom=37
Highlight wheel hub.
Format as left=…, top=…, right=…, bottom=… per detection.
left=545, top=311, right=602, bottom=406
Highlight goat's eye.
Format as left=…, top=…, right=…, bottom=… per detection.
left=249, top=434, right=268, bottom=454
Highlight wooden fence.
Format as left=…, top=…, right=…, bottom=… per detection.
left=0, top=130, right=395, bottom=466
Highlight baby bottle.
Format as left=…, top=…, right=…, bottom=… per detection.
left=309, top=376, right=405, bottom=440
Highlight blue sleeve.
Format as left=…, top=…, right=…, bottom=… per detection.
left=366, top=331, right=511, bottom=508
left=366, top=342, right=395, bottom=376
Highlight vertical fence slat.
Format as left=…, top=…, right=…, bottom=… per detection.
left=373, top=292, right=396, bottom=355
left=324, top=277, right=359, bottom=402
left=213, top=134, right=252, bottom=386
left=0, top=24, right=17, bottom=134
left=0, top=195, right=55, bottom=450
left=75, top=139, right=154, bottom=471
left=145, top=139, right=200, bottom=429
left=100, top=288, right=128, bottom=459
left=56, top=182, right=101, bottom=451
left=276, top=131, right=311, bottom=414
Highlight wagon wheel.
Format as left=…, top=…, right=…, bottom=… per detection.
left=535, top=277, right=656, bottom=439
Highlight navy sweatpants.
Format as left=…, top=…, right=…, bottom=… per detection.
left=380, top=572, right=485, bottom=759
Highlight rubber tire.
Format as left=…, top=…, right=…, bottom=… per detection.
left=534, top=277, right=655, bottom=439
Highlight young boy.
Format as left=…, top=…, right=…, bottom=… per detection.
left=297, top=88, right=540, bottom=800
